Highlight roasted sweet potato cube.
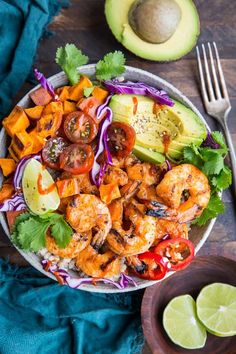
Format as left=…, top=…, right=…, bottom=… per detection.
left=43, top=101, right=63, bottom=115
left=63, top=101, right=77, bottom=114
left=29, top=87, right=52, bottom=106
left=56, top=179, right=80, bottom=198
left=36, top=112, right=62, bottom=138
left=69, top=76, right=93, bottom=101
left=92, top=87, right=109, bottom=102
left=0, top=183, right=15, bottom=204
left=28, top=129, right=46, bottom=154
left=99, top=183, right=121, bottom=205
left=24, top=106, right=44, bottom=120
left=58, top=86, right=70, bottom=102
left=10, top=131, right=34, bottom=159
left=3, top=106, right=30, bottom=137
left=0, top=159, right=16, bottom=177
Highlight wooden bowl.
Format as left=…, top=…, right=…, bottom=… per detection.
left=141, top=256, right=236, bottom=354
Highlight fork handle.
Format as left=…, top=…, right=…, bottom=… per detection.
left=222, top=121, right=236, bottom=200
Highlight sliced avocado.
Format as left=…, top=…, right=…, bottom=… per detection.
left=105, top=0, right=200, bottom=61
left=133, top=145, right=165, bottom=164
left=109, top=94, right=207, bottom=160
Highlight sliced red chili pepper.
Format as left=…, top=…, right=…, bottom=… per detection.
left=132, top=251, right=168, bottom=280
left=154, top=238, right=195, bottom=271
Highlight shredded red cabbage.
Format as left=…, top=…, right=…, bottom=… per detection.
left=103, top=80, right=174, bottom=107
left=34, top=69, right=58, bottom=100
left=160, top=160, right=172, bottom=180
left=13, top=154, right=41, bottom=192
left=201, top=132, right=221, bottom=149
left=0, top=193, right=27, bottom=211
left=42, top=260, right=138, bottom=289
left=90, top=96, right=113, bottom=187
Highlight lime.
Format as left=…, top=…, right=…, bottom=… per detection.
left=163, top=295, right=207, bottom=349
left=22, top=158, right=60, bottom=215
left=196, top=283, right=236, bottom=337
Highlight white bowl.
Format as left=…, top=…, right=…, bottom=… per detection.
left=0, top=65, right=216, bottom=293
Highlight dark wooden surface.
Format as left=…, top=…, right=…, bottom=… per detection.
left=1, top=1, right=236, bottom=353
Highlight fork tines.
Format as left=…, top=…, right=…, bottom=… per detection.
left=196, top=42, right=229, bottom=104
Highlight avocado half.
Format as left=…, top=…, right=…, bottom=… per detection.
left=105, top=0, right=200, bottom=61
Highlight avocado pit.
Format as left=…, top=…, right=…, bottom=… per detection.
left=129, top=0, right=182, bottom=44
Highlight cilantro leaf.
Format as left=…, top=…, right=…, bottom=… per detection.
left=96, top=51, right=126, bottom=81
left=51, top=216, right=73, bottom=249
left=194, top=193, right=225, bottom=226
left=202, top=153, right=224, bottom=175
left=55, top=44, right=89, bottom=85
left=83, top=86, right=94, bottom=98
left=17, top=218, right=49, bottom=252
left=11, top=212, right=73, bottom=252
left=211, top=131, right=227, bottom=151
left=211, top=166, right=232, bottom=191
left=183, top=145, right=203, bottom=168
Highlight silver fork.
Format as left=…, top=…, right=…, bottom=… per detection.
left=196, top=42, right=236, bottom=198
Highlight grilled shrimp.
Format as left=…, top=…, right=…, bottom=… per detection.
left=66, top=194, right=111, bottom=249
left=103, top=166, right=128, bottom=186
left=76, top=245, right=124, bottom=278
left=153, top=219, right=189, bottom=246
left=151, top=164, right=211, bottom=223
left=107, top=201, right=156, bottom=256
left=45, top=231, right=92, bottom=258
left=127, top=162, right=160, bottom=185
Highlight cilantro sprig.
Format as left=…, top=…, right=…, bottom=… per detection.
left=95, top=51, right=126, bottom=81
left=12, top=212, right=73, bottom=252
left=55, top=44, right=126, bottom=85
left=55, top=44, right=89, bottom=85
left=183, top=131, right=232, bottom=226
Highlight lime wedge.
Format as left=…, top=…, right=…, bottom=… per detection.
left=163, top=295, right=207, bottom=349
left=22, top=158, right=60, bottom=215
left=196, top=283, right=236, bottom=337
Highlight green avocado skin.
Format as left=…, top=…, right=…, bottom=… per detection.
left=105, top=0, right=200, bottom=62
left=109, top=94, right=207, bottom=161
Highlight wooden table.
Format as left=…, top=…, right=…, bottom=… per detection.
left=1, top=1, right=235, bottom=352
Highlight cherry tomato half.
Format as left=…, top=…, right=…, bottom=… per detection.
left=64, top=111, right=98, bottom=144
left=154, top=238, right=195, bottom=271
left=107, top=122, right=136, bottom=158
left=59, top=144, right=94, bottom=175
left=132, top=252, right=168, bottom=280
left=42, top=137, right=69, bottom=170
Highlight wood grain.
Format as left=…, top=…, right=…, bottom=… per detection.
left=1, top=0, right=236, bottom=352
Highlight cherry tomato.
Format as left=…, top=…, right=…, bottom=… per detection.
left=59, top=144, right=94, bottom=175
left=107, top=122, right=136, bottom=158
left=154, top=238, right=195, bottom=271
left=64, top=111, right=98, bottom=144
left=132, top=252, right=168, bottom=280
left=42, top=137, right=69, bottom=170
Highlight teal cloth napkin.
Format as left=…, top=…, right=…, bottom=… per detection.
left=0, top=259, right=144, bottom=354
left=0, top=0, right=69, bottom=119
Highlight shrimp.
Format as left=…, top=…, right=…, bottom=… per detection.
left=75, top=245, right=124, bottom=278
left=103, top=166, right=128, bottom=186
left=153, top=219, right=189, bottom=246
left=127, top=163, right=160, bottom=186
left=148, top=164, right=210, bottom=223
left=45, top=231, right=92, bottom=258
left=107, top=201, right=156, bottom=256
left=66, top=194, right=111, bottom=249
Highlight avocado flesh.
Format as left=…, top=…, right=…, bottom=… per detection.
left=105, top=0, right=200, bottom=61
left=133, top=145, right=165, bottom=164
left=109, top=94, right=207, bottom=159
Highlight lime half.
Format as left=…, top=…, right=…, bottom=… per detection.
left=163, top=295, right=207, bottom=349
left=196, top=283, right=236, bottom=337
